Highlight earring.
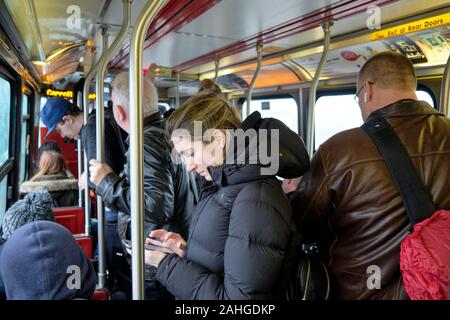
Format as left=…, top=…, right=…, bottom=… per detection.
left=364, top=93, right=368, bottom=103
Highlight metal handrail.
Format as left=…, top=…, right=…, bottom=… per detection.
left=439, top=52, right=450, bottom=117
left=176, top=72, right=180, bottom=108
left=76, top=91, right=83, bottom=207
left=246, top=44, right=263, bottom=118
left=94, top=0, right=132, bottom=289
left=129, top=0, right=168, bottom=300
left=307, top=21, right=333, bottom=157
left=82, top=29, right=109, bottom=237
left=213, top=59, right=220, bottom=82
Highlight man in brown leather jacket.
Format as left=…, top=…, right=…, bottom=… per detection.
left=292, top=52, right=450, bottom=299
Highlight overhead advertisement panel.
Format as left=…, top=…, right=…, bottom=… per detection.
left=370, top=13, right=450, bottom=41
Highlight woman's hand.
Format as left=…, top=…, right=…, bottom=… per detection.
left=144, top=249, right=167, bottom=268
left=147, top=229, right=187, bottom=257
left=125, top=247, right=167, bottom=268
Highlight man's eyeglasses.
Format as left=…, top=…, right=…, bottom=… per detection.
left=354, top=81, right=374, bottom=103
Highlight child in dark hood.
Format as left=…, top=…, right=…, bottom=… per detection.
left=0, top=221, right=96, bottom=300
left=0, top=190, right=55, bottom=299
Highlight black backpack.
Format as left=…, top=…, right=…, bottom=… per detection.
left=286, top=242, right=331, bottom=300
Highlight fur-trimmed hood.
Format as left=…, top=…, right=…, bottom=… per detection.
left=20, top=174, right=78, bottom=194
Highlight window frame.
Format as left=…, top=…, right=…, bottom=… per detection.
left=19, top=89, right=34, bottom=182
left=0, top=59, right=22, bottom=210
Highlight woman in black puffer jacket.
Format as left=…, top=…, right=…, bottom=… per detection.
left=144, top=92, right=310, bottom=299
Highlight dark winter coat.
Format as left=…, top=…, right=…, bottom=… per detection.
left=156, top=112, right=310, bottom=299
left=19, top=174, right=78, bottom=207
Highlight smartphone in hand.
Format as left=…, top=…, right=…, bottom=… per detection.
left=123, top=239, right=173, bottom=254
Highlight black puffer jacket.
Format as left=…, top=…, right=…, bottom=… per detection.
left=96, top=112, right=196, bottom=280
left=156, top=112, right=309, bottom=299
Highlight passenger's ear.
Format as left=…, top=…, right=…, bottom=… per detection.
left=61, top=115, right=72, bottom=124
left=364, top=80, right=373, bottom=102
left=115, top=105, right=127, bottom=122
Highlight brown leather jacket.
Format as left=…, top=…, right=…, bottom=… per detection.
left=292, top=100, right=450, bottom=300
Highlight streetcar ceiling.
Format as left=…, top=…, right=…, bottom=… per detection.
left=2, top=0, right=450, bottom=89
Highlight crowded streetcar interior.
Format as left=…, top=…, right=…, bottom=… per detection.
left=0, top=0, right=449, bottom=303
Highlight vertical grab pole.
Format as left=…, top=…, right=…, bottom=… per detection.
left=307, top=21, right=333, bottom=157
left=76, top=91, right=83, bottom=207
left=129, top=0, right=168, bottom=300
left=439, top=53, right=450, bottom=117
left=246, top=44, right=263, bottom=118
left=82, top=29, right=109, bottom=236
left=175, top=72, right=180, bottom=108
left=213, top=59, right=220, bottom=82
left=95, top=0, right=132, bottom=289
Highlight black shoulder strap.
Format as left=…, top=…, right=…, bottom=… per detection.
left=361, top=114, right=436, bottom=226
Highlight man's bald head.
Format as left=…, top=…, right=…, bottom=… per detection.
left=358, top=52, right=417, bottom=92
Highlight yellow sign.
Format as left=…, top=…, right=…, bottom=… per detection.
left=45, top=89, right=97, bottom=100
left=45, top=89, right=73, bottom=98
left=370, top=13, right=450, bottom=41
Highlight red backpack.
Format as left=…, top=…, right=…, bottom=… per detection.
left=363, top=114, right=449, bottom=300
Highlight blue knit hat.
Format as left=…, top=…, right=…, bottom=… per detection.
left=0, top=190, right=54, bottom=241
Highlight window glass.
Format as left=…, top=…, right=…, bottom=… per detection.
left=0, top=178, right=7, bottom=225
left=158, top=102, right=171, bottom=114
left=0, top=76, right=11, bottom=164
left=416, top=90, right=434, bottom=107
left=315, top=94, right=363, bottom=150
left=20, top=94, right=29, bottom=182
left=242, top=98, right=298, bottom=133
left=314, top=90, right=436, bottom=150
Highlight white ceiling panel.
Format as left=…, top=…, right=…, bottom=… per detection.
left=142, top=31, right=233, bottom=68
left=102, top=0, right=149, bottom=28
left=179, top=0, right=340, bottom=41
left=186, top=0, right=450, bottom=74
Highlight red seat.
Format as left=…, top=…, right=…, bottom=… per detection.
left=53, top=207, right=85, bottom=234
left=75, top=236, right=93, bottom=259
left=91, top=289, right=109, bottom=300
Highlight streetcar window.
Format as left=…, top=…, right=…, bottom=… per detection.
left=0, top=76, right=11, bottom=164
left=20, top=94, right=30, bottom=182
left=242, top=98, right=298, bottom=133
left=0, top=75, right=11, bottom=223
left=314, top=94, right=363, bottom=150
left=416, top=90, right=435, bottom=107
left=314, top=90, right=436, bottom=150
left=0, top=179, right=7, bottom=223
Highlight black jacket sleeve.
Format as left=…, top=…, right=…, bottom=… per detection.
left=81, top=115, right=125, bottom=189
left=95, top=134, right=175, bottom=236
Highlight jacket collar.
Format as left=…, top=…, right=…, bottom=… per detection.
left=369, top=99, right=443, bottom=120
left=144, top=111, right=164, bottom=126
left=207, top=164, right=266, bottom=188
left=125, top=112, right=164, bottom=144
